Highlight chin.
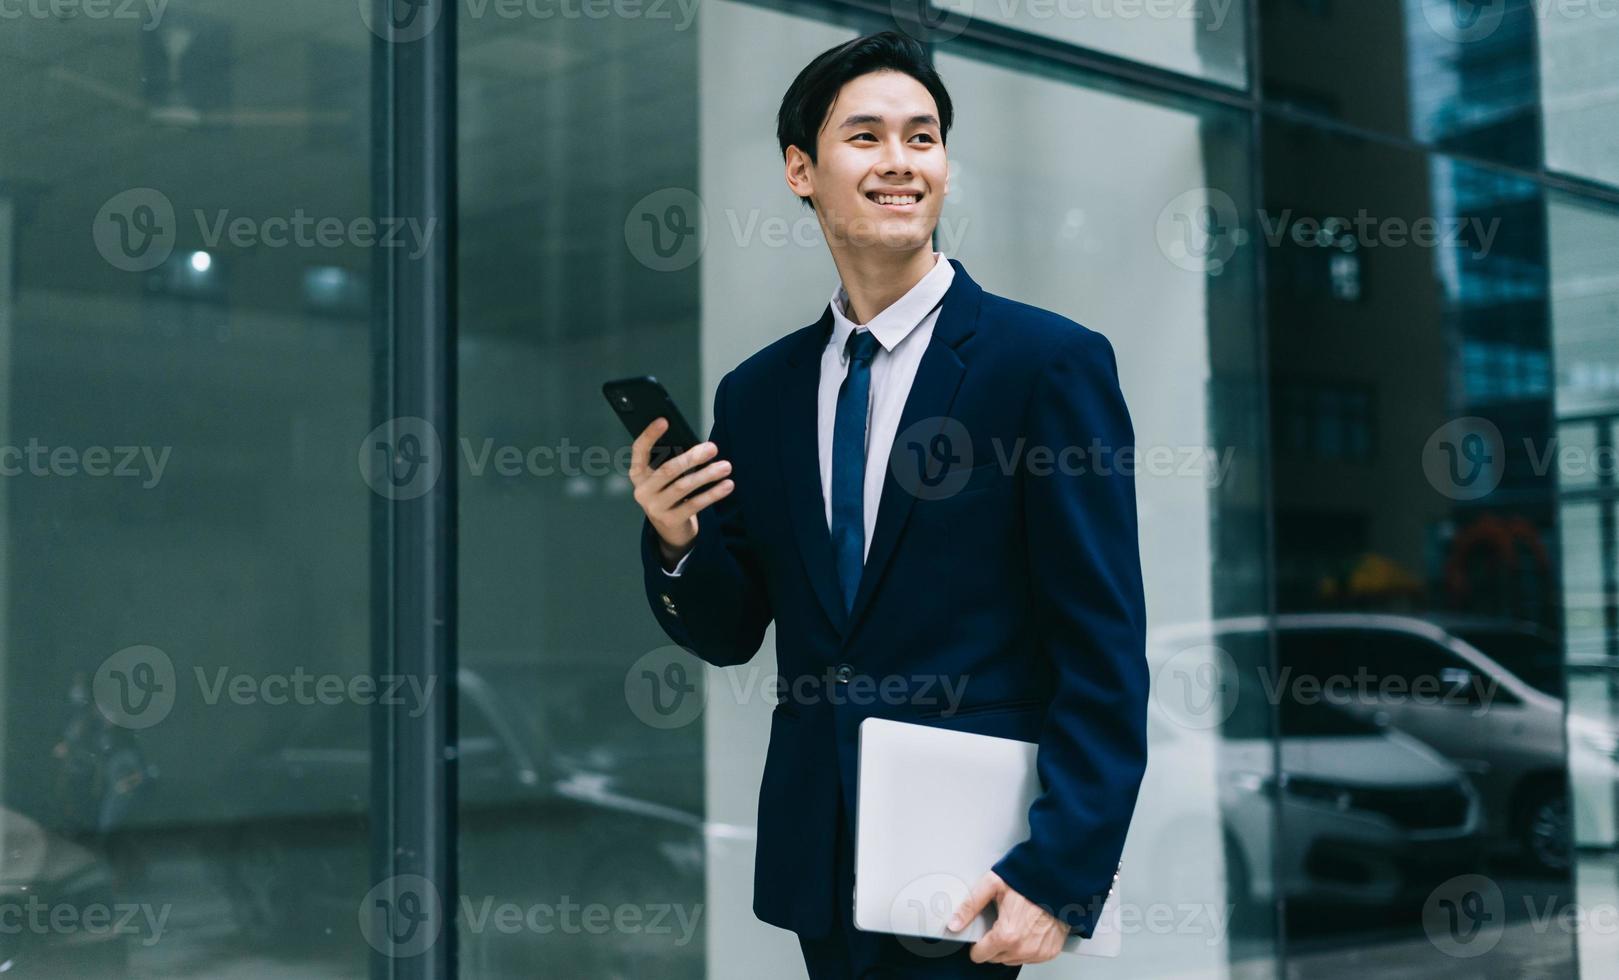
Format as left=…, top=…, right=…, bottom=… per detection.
left=874, top=221, right=936, bottom=251
left=842, top=216, right=935, bottom=251
left=822, top=206, right=924, bottom=250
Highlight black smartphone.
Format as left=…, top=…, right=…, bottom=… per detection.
left=602, top=376, right=720, bottom=499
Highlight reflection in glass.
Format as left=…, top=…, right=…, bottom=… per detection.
left=457, top=2, right=709, bottom=977
left=1548, top=192, right=1619, bottom=978
left=937, top=0, right=1248, bottom=88
left=1263, top=0, right=1619, bottom=187
left=1263, top=119, right=1588, bottom=974
left=1539, top=5, right=1619, bottom=187
left=2, top=4, right=375, bottom=977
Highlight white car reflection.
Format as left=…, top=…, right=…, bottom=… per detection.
left=1264, top=614, right=1613, bottom=872
left=1137, top=621, right=1486, bottom=914
left=0, top=806, right=128, bottom=973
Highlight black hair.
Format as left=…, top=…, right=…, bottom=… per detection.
left=776, top=31, right=953, bottom=209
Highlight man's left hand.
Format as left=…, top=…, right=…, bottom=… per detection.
left=946, top=870, right=1067, bottom=965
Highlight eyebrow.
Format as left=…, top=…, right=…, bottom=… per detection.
left=838, top=113, right=940, bottom=129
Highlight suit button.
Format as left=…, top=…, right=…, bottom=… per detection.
left=834, top=664, right=853, bottom=684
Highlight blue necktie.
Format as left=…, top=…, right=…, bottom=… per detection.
left=832, top=328, right=882, bottom=613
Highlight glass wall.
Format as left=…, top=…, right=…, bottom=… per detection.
left=935, top=0, right=1248, bottom=86
left=1, top=3, right=376, bottom=977
left=1547, top=192, right=1619, bottom=977
left=2, top=0, right=1615, bottom=977
left=1260, top=0, right=1619, bottom=187
left=455, top=1, right=707, bottom=976
left=1538, top=5, right=1619, bottom=186
left=1258, top=116, right=1607, bottom=975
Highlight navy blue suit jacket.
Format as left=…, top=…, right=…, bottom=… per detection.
left=638, top=258, right=1148, bottom=941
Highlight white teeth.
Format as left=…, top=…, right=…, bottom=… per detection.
left=873, top=193, right=919, bottom=205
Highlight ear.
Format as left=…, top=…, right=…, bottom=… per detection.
left=784, top=145, right=815, bottom=203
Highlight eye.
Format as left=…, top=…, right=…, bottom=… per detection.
left=850, top=132, right=877, bottom=142
left=910, top=133, right=937, bottom=144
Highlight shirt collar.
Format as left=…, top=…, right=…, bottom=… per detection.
left=828, top=251, right=955, bottom=360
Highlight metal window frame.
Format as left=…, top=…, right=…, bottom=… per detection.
left=369, top=2, right=460, bottom=979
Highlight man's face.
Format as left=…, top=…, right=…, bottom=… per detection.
left=789, top=70, right=948, bottom=251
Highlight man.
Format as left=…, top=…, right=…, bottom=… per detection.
left=628, top=31, right=1147, bottom=977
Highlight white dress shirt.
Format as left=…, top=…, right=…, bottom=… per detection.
left=818, top=251, right=954, bottom=561
left=664, top=251, right=955, bottom=576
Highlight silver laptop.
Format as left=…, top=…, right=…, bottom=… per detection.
left=854, top=717, right=1123, bottom=957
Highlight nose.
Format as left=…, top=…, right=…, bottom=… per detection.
left=876, top=135, right=916, bottom=178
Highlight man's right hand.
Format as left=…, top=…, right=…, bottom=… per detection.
left=629, top=417, right=735, bottom=570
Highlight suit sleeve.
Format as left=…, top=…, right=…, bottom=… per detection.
left=990, top=328, right=1148, bottom=940
left=639, top=370, right=774, bottom=667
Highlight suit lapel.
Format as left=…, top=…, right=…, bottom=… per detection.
left=776, top=260, right=986, bottom=644
left=845, top=259, right=982, bottom=637
left=779, top=304, right=848, bottom=636
left=773, top=257, right=984, bottom=641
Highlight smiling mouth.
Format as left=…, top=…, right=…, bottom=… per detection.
left=866, top=190, right=923, bottom=209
